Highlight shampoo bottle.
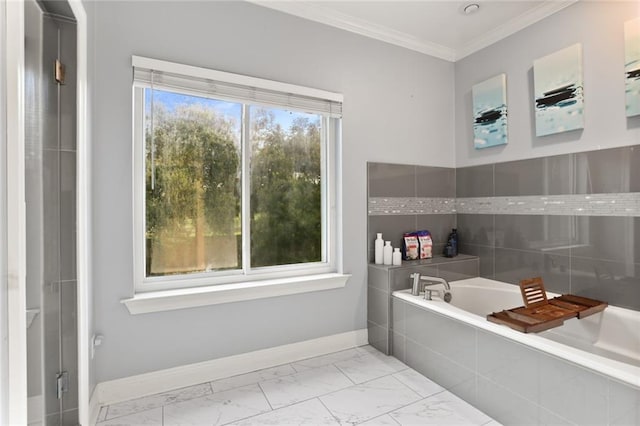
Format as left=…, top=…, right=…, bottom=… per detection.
left=392, top=248, right=402, bottom=266
left=374, top=233, right=384, bottom=264
left=383, top=241, right=393, bottom=265
left=443, top=228, right=458, bottom=257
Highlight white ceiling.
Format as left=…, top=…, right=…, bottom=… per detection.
left=248, top=1, right=577, bottom=61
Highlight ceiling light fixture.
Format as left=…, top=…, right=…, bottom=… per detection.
left=463, top=3, right=480, bottom=15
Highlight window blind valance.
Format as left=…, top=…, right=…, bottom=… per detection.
left=132, top=56, right=343, bottom=118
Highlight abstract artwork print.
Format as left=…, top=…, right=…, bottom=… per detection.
left=534, top=44, right=584, bottom=137
left=473, top=73, right=507, bottom=149
left=625, top=17, right=640, bottom=117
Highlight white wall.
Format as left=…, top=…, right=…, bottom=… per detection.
left=455, top=1, right=640, bottom=167
left=80, top=0, right=96, bottom=405
left=90, top=1, right=454, bottom=382
left=0, top=1, right=9, bottom=422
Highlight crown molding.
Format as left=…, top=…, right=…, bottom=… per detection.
left=247, top=0, right=457, bottom=61
left=455, top=0, right=578, bottom=61
left=248, top=0, right=577, bottom=63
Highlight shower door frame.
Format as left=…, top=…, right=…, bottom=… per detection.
left=3, top=0, right=90, bottom=424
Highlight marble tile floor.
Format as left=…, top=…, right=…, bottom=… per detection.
left=96, top=345, right=500, bottom=426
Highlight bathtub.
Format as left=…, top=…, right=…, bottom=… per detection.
left=394, top=277, right=640, bottom=387
left=391, top=277, right=640, bottom=425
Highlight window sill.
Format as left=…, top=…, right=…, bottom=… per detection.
left=121, top=273, right=351, bottom=315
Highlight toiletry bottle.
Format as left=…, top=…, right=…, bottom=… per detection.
left=392, top=248, right=402, bottom=266
left=383, top=241, right=393, bottom=265
left=374, top=233, right=384, bottom=264
left=443, top=242, right=454, bottom=257
left=451, top=228, right=458, bottom=256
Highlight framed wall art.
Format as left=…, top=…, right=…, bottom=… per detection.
left=625, top=17, right=640, bottom=117
left=472, top=73, right=507, bottom=149
left=533, top=43, right=584, bottom=137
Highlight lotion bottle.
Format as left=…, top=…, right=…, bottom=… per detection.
left=383, top=241, right=393, bottom=265
left=374, top=233, right=384, bottom=264
left=392, top=248, right=402, bottom=266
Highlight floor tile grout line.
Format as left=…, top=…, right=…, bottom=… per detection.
left=216, top=383, right=277, bottom=426
left=374, top=389, right=467, bottom=425
left=220, top=397, right=338, bottom=426
left=317, top=397, right=343, bottom=425
left=347, top=381, right=425, bottom=426
left=342, top=364, right=410, bottom=388
left=101, top=383, right=216, bottom=422
left=100, top=405, right=165, bottom=423
left=263, top=383, right=352, bottom=411
left=388, top=412, right=403, bottom=426
left=390, top=372, right=442, bottom=401
left=312, top=368, right=425, bottom=424
left=255, top=363, right=366, bottom=412
left=257, top=381, right=275, bottom=411
left=211, top=349, right=366, bottom=395
left=210, top=362, right=305, bottom=392
left=332, top=363, right=358, bottom=386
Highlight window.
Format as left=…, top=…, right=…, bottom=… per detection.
left=132, top=57, right=342, bottom=292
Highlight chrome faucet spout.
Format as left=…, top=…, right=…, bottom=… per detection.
left=421, top=275, right=451, bottom=291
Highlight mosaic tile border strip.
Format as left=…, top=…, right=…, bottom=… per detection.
left=369, top=193, right=640, bottom=217
left=457, top=193, right=640, bottom=216
left=368, top=197, right=456, bottom=215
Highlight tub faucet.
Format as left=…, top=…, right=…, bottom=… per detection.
left=410, top=274, right=452, bottom=302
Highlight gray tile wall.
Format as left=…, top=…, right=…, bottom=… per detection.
left=368, top=147, right=640, bottom=314
left=456, top=145, right=640, bottom=311
left=367, top=255, right=479, bottom=355
left=367, top=162, right=456, bottom=261
left=393, top=296, right=640, bottom=426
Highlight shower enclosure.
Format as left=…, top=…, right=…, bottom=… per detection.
left=24, top=0, right=78, bottom=424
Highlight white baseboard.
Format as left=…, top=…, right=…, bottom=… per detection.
left=89, top=328, right=367, bottom=425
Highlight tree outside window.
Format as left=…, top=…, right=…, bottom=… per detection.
left=144, top=89, right=323, bottom=278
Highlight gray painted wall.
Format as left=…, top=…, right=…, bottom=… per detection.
left=89, top=1, right=454, bottom=382
left=455, top=1, right=640, bottom=167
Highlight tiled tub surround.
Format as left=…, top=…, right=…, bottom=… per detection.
left=368, top=255, right=479, bottom=355
left=457, top=145, right=640, bottom=312
left=392, top=285, right=640, bottom=425
left=95, top=345, right=499, bottom=426
left=367, top=162, right=456, bottom=261
left=368, top=146, right=640, bottom=312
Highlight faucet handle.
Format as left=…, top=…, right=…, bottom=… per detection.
left=424, top=289, right=438, bottom=300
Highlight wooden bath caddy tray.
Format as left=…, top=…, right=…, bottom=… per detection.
left=487, top=277, right=607, bottom=333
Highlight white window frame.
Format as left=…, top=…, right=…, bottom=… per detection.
left=127, top=57, right=347, bottom=312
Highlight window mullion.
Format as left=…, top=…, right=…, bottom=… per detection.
left=241, top=104, right=251, bottom=274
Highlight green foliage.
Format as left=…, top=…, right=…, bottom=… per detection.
left=250, top=110, right=322, bottom=267
left=145, top=102, right=323, bottom=274
left=145, top=104, right=240, bottom=244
